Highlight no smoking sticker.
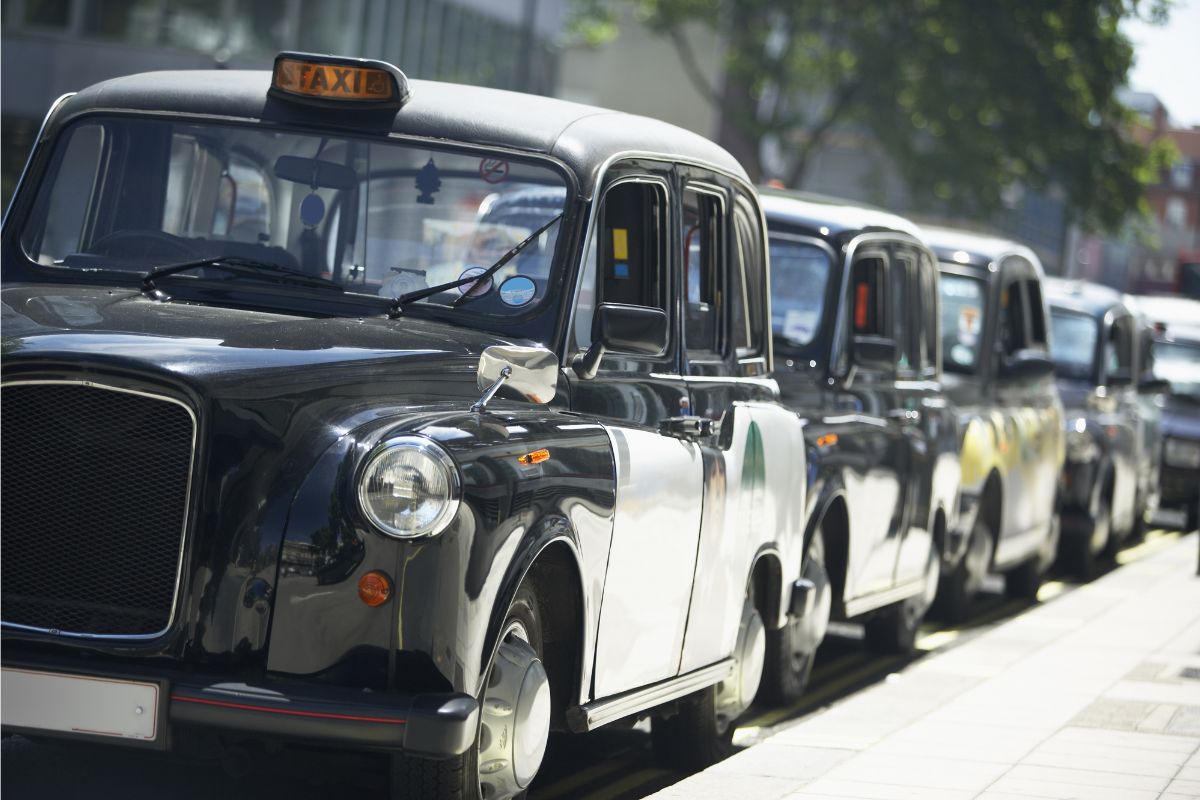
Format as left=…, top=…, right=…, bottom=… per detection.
left=479, top=158, right=509, bottom=184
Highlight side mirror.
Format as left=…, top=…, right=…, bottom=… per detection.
left=1138, top=376, right=1171, bottom=395
left=851, top=335, right=897, bottom=372
left=474, top=345, right=558, bottom=411
left=998, top=349, right=1055, bottom=382
left=573, top=303, right=669, bottom=380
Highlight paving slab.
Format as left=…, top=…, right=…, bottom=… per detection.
left=647, top=532, right=1200, bottom=800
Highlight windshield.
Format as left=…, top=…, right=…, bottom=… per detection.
left=1049, top=308, right=1098, bottom=380
left=939, top=272, right=986, bottom=374
left=19, top=116, right=569, bottom=318
left=769, top=237, right=832, bottom=349
left=1154, top=338, right=1200, bottom=397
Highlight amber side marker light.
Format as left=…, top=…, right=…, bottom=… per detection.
left=518, top=449, right=551, bottom=465
left=269, top=51, right=410, bottom=109
left=816, top=433, right=838, bottom=448
left=358, top=571, right=393, bottom=607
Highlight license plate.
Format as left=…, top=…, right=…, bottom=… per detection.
left=2, top=667, right=161, bottom=743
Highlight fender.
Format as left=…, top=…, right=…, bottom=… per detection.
left=748, top=542, right=787, bottom=631
left=800, top=473, right=849, bottom=616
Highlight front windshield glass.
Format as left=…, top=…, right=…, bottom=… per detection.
left=1049, top=308, right=1098, bottom=380
left=938, top=272, right=986, bottom=374
left=769, top=237, right=832, bottom=349
left=1153, top=338, right=1200, bottom=397
left=19, top=116, right=569, bottom=317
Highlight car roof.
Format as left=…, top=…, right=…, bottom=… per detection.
left=759, top=189, right=924, bottom=241
left=921, top=225, right=1041, bottom=272
left=55, top=69, right=749, bottom=197
left=1044, top=276, right=1130, bottom=318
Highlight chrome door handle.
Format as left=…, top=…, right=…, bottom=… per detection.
left=660, top=415, right=720, bottom=441
left=888, top=409, right=921, bottom=425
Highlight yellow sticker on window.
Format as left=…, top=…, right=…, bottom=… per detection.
left=611, top=228, right=629, bottom=261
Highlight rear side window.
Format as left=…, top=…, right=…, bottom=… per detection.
left=851, top=256, right=887, bottom=337
left=731, top=198, right=765, bottom=357
left=682, top=185, right=725, bottom=354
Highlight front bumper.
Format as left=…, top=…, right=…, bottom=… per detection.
left=1, top=658, right=478, bottom=759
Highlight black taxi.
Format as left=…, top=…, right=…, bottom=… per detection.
left=0, top=54, right=814, bottom=797
left=757, top=191, right=960, bottom=703
left=923, top=227, right=1064, bottom=620
left=1045, top=278, right=1163, bottom=576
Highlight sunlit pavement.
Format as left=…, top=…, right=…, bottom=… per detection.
left=640, top=528, right=1200, bottom=800
left=2, top=530, right=1195, bottom=799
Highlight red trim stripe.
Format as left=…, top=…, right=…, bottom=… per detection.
left=172, top=694, right=406, bottom=725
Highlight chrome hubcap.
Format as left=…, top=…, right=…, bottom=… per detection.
left=964, top=525, right=994, bottom=596
left=477, top=623, right=551, bottom=800
left=715, top=599, right=765, bottom=732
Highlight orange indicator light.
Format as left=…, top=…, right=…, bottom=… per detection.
left=518, top=449, right=550, bottom=465
left=816, top=433, right=838, bottom=448
left=358, top=571, right=392, bottom=607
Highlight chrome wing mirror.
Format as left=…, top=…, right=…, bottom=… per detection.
left=473, top=345, right=558, bottom=412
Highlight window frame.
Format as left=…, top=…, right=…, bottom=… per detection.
left=680, top=180, right=729, bottom=364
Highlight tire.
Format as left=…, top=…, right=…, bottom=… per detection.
left=391, top=583, right=547, bottom=800
left=1003, top=556, right=1042, bottom=601
left=1064, top=478, right=1113, bottom=581
left=651, top=684, right=736, bottom=771
left=761, top=532, right=832, bottom=704
left=863, top=540, right=939, bottom=655
left=934, top=519, right=994, bottom=623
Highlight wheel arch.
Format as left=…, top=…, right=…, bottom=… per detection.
left=805, top=487, right=849, bottom=619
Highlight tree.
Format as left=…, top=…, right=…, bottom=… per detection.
left=570, top=0, right=1175, bottom=233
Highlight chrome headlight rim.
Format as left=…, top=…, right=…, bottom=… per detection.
left=357, top=434, right=462, bottom=539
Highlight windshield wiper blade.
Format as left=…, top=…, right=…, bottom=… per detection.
left=142, top=256, right=343, bottom=295
left=387, top=214, right=563, bottom=318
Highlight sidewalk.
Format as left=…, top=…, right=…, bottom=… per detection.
left=650, top=533, right=1200, bottom=800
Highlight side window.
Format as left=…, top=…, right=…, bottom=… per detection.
left=732, top=198, right=765, bottom=358
left=918, top=254, right=939, bottom=376
left=891, top=254, right=915, bottom=374
left=682, top=185, right=725, bottom=354
left=1105, top=316, right=1134, bottom=384
left=22, top=123, right=105, bottom=264
left=575, top=179, right=669, bottom=350
left=997, top=280, right=1028, bottom=356
left=1024, top=279, right=1048, bottom=349
left=851, top=255, right=887, bottom=337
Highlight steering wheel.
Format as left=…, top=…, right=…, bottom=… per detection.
left=88, top=230, right=202, bottom=260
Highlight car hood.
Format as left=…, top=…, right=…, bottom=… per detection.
left=1, top=284, right=519, bottom=392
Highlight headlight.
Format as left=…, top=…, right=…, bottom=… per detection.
left=1164, top=437, right=1200, bottom=470
left=358, top=436, right=461, bottom=538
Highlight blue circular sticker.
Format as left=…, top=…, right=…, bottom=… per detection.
left=300, top=193, right=326, bottom=227
left=499, top=275, right=536, bottom=307
left=457, top=267, right=493, bottom=298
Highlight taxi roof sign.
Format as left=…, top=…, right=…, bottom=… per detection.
left=269, top=52, right=410, bottom=109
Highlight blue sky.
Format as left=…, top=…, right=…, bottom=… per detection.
left=1124, top=0, right=1200, bottom=126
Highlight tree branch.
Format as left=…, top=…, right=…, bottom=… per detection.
left=785, top=78, right=862, bottom=188
left=665, top=25, right=723, bottom=108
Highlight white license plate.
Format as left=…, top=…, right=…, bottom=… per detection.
left=2, top=667, right=161, bottom=742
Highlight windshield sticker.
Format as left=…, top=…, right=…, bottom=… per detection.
left=380, top=268, right=427, bottom=298
left=783, top=309, right=817, bottom=342
left=958, top=305, right=981, bottom=345
left=416, top=157, right=442, bottom=204
left=300, top=193, right=326, bottom=227
left=612, top=228, right=629, bottom=261
left=479, top=158, right=510, bottom=184
left=499, top=276, right=537, bottom=306
left=457, top=267, right=494, bottom=297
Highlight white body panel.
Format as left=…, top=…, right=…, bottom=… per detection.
left=591, top=427, right=704, bottom=698
left=2, top=667, right=160, bottom=741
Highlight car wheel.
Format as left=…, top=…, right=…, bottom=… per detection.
left=391, top=583, right=550, bottom=800
left=653, top=591, right=765, bottom=770
left=761, top=531, right=832, bottom=704
left=864, top=540, right=938, bottom=655
left=935, top=519, right=993, bottom=623
left=1064, top=479, right=1113, bottom=581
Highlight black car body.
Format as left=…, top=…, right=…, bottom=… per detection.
left=922, top=227, right=1064, bottom=618
left=756, top=192, right=960, bottom=700
left=1045, top=278, right=1163, bottom=575
left=1134, top=295, right=1200, bottom=531
left=0, top=55, right=814, bottom=798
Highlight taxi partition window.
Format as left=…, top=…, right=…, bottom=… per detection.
left=19, top=116, right=569, bottom=318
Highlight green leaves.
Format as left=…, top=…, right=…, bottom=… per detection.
left=569, top=0, right=1173, bottom=234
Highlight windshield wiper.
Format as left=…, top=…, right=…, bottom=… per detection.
left=142, top=256, right=344, bottom=296
left=387, top=214, right=563, bottom=318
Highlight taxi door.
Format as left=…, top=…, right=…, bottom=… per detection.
left=567, top=166, right=706, bottom=699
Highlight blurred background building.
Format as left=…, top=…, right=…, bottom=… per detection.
left=4, top=0, right=1197, bottom=294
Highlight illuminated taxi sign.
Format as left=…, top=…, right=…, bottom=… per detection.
left=269, top=52, right=410, bottom=109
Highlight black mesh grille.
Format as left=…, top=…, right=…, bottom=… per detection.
left=2, top=382, right=194, bottom=637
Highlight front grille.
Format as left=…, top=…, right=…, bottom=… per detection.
left=2, top=381, right=196, bottom=638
